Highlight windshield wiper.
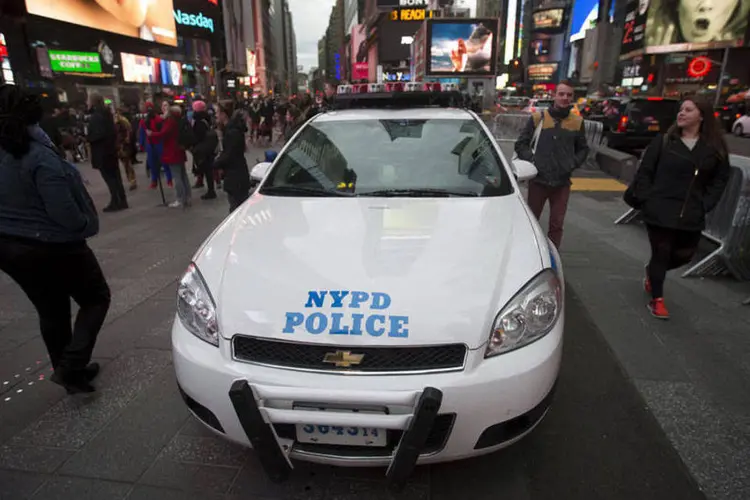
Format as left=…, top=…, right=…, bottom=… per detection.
left=358, top=188, right=479, bottom=198
left=260, top=185, right=355, bottom=197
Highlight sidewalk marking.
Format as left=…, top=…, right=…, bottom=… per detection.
left=572, top=178, right=627, bottom=192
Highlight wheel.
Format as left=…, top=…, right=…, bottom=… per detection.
left=734, top=124, right=744, bottom=137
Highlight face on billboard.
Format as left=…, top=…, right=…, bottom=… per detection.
left=25, top=0, right=177, bottom=46
left=678, top=0, right=738, bottom=42
left=645, top=0, right=749, bottom=50
left=429, top=21, right=496, bottom=74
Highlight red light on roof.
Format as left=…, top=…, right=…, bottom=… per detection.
left=647, top=97, right=663, bottom=101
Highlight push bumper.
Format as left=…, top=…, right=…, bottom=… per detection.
left=172, top=313, right=563, bottom=485
left=228, top=380, right=443, bottom=489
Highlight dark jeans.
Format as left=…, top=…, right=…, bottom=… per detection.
left=646, top=224, right=702, bottom=299
left=100, top=166, right=127, bottom=208
left=0, top=235, right=111, bottom=370
left=527, top=182, right=572, bottom=249
left=228, top=190, right=250, bottom=213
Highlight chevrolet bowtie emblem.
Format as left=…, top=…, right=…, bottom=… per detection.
left=323, top=350, right=364, bottom=368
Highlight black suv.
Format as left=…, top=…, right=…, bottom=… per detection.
left=603, top=97, right=680, bottom=152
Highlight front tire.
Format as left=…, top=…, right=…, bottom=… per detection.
left=734, top=124, right=744, bottom=137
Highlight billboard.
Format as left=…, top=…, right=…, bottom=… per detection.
left=25, top=0, right=177, bottom=46
left=427, top=19, right=498, bottom=76
left=532, top=9, right=564, bottom=31
left=173, top=0, right=221, bottom=40
left=644, top=0, right=749, bottom=53
left=120, top=52, right=183, bottom=85
left=379, top=15, right=422, bottom=62
left=352, top=25, right=369, bottom=81
left=620, top=0, right=649, bottom=58
left=48, top=50, right=102, bottom=74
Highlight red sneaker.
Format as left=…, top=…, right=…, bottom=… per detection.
left=648, top=298, right=670, bottom=320
left=167, top=180, right=174, bottom=188
left=644, top=265, right=652, bottom=294
left=150, top=181, right=157, bottom=189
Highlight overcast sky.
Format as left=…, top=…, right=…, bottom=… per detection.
left=288, top=0, right=337, bottom=73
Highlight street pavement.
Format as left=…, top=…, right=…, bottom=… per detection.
left=0, top=148, right=748, bottom=499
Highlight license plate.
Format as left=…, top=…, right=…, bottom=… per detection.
left=294, top=407, right=387, bottom=447
left=648, top=125, right=659, bottom=132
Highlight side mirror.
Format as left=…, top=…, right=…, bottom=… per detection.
left=250, top=162, right=272, bottom=182
left=512, top=159, right=538, bottom=182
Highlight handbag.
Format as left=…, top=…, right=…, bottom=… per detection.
left=623, top=135, right=667, bottom=208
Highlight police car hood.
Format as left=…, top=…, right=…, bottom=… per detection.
left=209, top=195, right=544, bottom=348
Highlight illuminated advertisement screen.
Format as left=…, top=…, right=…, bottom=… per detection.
left=48, top=50, right=102, bottom=73
left=427, top=19, right=498, bottom=76
left=528, top=62, right=559, bottom=82
left=352, top=25, right=369, bottom=81
left=621, top=0, right=649, bottom=57
left=25, top=0, right=177, bottom=47
left=121, top=52, right=183, bottom=85
left=644, top=0, right=749, bottom=53
left=532, top=9, right=564, bottom=31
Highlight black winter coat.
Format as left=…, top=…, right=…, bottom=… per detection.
left=633, top=134, right=730, bottom=232
left=191, top=111, right=218, bottom=165
left=214, top=112, right=250, bottom=195
left=87, top=108, right=118, bottom=171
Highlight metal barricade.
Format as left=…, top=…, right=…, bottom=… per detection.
left=613, top=154, right=750, bottom=302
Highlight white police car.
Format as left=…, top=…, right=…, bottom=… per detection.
left=172, top=87, right=564, bottom=487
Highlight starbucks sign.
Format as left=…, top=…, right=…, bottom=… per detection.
left=48, top=50, right=102, bottom=73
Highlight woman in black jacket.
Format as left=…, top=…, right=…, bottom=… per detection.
left=630, top=96, right=730, bottom=319
left=0, top=84, right=110, bottom=394
left=214, top=100, right=250, bottom=213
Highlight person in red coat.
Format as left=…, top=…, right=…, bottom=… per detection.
left=138, top=101, right=173, bottom=189
left=147, top=106, right=190, bottom=208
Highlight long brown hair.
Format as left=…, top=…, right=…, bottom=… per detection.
left=667, top=95, right=728, bottom=158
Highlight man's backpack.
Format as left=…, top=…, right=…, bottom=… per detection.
left=177, top=117, right=196, bottom=149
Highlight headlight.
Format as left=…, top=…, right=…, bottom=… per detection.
left=485, top=269, right=562, bottom=358
left=177, top=263, right=220, bottom=346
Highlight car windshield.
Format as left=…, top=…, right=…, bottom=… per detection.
left=534, top=100, right=553, bottom=107
left=260, top=118, right=513, bottom=198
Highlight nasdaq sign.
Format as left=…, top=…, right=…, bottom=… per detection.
left=173, top=10, right=215, bottom=33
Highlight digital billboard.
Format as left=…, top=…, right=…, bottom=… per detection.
left=173, top=0, right=221, bottom=40
left=532, top=9, right=564, bottom=31
left=121, top=52, right=183, bottom=85
left=427, top=19, right=498, bottom=76
left=644, top=0, right=749, bottom=53
left=48, top=50, right=102, bottom=73
left=352, top=25, right=369, bottom=81
left=620, top=0, right=649, bottom=58
left=379, top=16, right=422, bottom=62
left=25, top=0, right=177, bottom=47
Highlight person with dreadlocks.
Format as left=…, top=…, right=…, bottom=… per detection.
left=0, top=84, right=110, bottom=394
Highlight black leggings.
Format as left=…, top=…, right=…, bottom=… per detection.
left=646, top=225, right=702, bottom=299
left=0, top=235, right=111, bottom=371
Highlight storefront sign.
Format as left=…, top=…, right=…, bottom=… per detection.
left=174, top=9, right=214, bottom=33
left=48, top=50, right=102, bottom=73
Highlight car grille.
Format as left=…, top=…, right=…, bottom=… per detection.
left=232, top=336, right=467, bottom=373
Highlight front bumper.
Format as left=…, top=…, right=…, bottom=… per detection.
left=172, top=315, right=563, bottom=481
